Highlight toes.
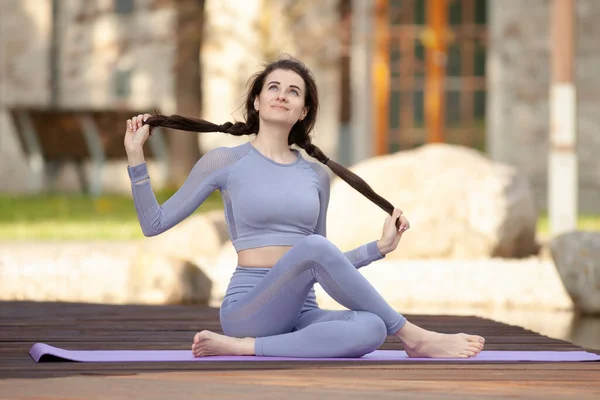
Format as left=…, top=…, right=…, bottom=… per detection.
left=466, top=335, right=485, bottom=344
left=462, top=350, right=477, bottom=358
left=193, top=332, right=202, bottom=344
left=468, top=345, right=482, bottom=354
left=469, top=342, right=484, bottom=351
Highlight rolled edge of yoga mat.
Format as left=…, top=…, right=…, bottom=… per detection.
left=28, top=343, right=600, bottom=363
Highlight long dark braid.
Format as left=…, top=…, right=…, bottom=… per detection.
left=144, top=55, right=400, bottom=229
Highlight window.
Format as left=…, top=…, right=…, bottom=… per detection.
left=385, top=0, right=488, bottom=152
left=114, top=69, right=132, bottom=98
left=115, top=0, right=134, bottom=14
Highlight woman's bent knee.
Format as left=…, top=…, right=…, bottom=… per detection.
left=354, top=312, right=387, bottom=354
left=295, top=235, right=344, bottom=265
left=298, top=234, right=332, bottom=253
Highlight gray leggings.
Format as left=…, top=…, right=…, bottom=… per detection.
left=219, top=235, right=407, bottom=358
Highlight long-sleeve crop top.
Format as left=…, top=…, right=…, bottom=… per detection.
left=127, top=141, right=385, bottom=268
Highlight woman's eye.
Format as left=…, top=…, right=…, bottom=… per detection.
left=290, top=89, right=299, bottom=96
left=269, top=85, right=278, bottom=90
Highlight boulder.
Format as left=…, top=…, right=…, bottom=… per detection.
left=127, top=249, right=212, bottom=305
left=314, top=256, right=572, bottom=312
left=140, top=213, right=226, bottom=267
left=131, top=211, right=232, bottom=306
left=327, top=144, right=538, bottom=259
left=0, top=242, right=213, bottom=306
left=0, top=242, right=134, bottom=304
left=550, top=231, right=600, bottom=314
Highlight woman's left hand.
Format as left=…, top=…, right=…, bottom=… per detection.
left=377, top=208, right=410, bottom=255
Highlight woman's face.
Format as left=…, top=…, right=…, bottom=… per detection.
left=254, top=69, right=308, bottom=127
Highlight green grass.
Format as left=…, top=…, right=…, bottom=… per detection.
left=0, top=191, right=224, bottom=241
left=0, top=193, right=598, bottom=241
left=536, top=213, right=600, bottom=235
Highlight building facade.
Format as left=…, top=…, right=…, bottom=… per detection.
left=1, top=0, right=599, bottom=213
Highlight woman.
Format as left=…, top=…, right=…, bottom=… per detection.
left=124, top=56, right=485, bottom=359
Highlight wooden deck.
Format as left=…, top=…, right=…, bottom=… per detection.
left=1, top=301, right=599, bottom=399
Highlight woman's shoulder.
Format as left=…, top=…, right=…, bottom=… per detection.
left=304, top=158, right=331, bottom=186
left=202, top=142, right=252, bottom=161
left=195, top=142, right=252, bottom=172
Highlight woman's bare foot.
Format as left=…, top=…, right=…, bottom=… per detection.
left=191, top=330, right=255, bottom=357
left=395, top=321, right=485, bottom=358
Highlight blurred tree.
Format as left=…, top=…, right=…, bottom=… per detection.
left=258, top=0, right=342, bottom=66
left=168, top=0, right=205, bottom=186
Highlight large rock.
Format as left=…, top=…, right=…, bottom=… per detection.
left=127, top=249, right=212, bottom=305
left=140, top=213, right=226, bottom=267
left=314, top=256, right=572, bottom=312
left=327, top=144, right=538, bottom=259
left=0, top=242, right=134, bottom=303
left=0, top=242, right=576, bottom=312
left=550, top=231, right=600, bottom=314
left=0, top=242, right=212, bottom=305
left=124, top=210, right=229, bottom=305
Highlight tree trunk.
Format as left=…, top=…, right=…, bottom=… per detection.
left=168, top=0, right=205, bottom=187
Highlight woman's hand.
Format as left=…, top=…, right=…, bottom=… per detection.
left=376, top=208, right=410, bottom=255
left=124, top=113, right=152, bottom=153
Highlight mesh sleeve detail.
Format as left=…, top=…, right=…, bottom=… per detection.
left=128, top=146, right=244, bottom=236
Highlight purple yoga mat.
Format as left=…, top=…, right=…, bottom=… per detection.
left=29, top=343, right=600, bottom=363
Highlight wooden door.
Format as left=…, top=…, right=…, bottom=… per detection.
left=374, top=0, right=488, bottom=154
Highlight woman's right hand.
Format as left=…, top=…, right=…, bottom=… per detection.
left=124, top=113, right=152, bottom=153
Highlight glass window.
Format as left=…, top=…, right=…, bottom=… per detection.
left=114, top=69, right=132, bottom=98
left=445, top=90, right=461, bottom=126
left=474, top=90, right=486, bottom=120
left=415, top=0, right=426, bottom=25
left=449, top=0, right=462, bottom=25
left=115, top=0, right=134, bottom=14
left=474, top=41, right=486, bottom=76
left=446, top=43, right=461, bottom=77
left=475, top=0, right=487, bottom=24
left=413, top=90, right=424, bottom=124
left=390, top=91, right=402, bottom=129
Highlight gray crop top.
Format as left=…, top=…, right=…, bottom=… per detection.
left=127, top=141, right=385, bottom=268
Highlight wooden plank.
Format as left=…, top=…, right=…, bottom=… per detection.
left=0, top=301, right=599, bottom=399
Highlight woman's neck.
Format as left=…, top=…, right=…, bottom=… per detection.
left=252, top=124, right=294, bottom=160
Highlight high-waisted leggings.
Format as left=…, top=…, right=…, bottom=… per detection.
left=219, top=234, right=407, bottom=358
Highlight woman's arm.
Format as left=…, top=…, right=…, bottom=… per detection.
left=125, top=114, right=235, bottom=237
left=128, top=147, right=231, bottom=236
left=312, top=164, right=385, bottom=269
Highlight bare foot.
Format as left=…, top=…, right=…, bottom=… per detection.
left=395, top=321, right=485, bottom=359
left=191, top=330, right=255, bottom=357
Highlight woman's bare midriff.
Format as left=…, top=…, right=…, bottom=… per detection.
left=237, top=246, right=293, bottom=268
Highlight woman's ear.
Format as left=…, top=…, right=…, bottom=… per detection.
left=299, top=107, right=308, bottom=121
left=254, top=98, right=259, bottom=111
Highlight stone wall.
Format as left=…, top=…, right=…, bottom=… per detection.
left=0, top=0, right=176, bottom=193
left=55, top=0, right=176, bottom=111
left=0, top=0, right=342, bottom=193
left=487, top=0, right=600, bottom=213
left=0, top=0, right=52, bottom=192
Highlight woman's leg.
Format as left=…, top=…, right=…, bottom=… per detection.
left=255, top=307, right=388, bottom=358
left=195, top=288, right=387, bottom=358
left=193, top=235, right=485, bottom=358
left=219, top=234, right=406, bottom=339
